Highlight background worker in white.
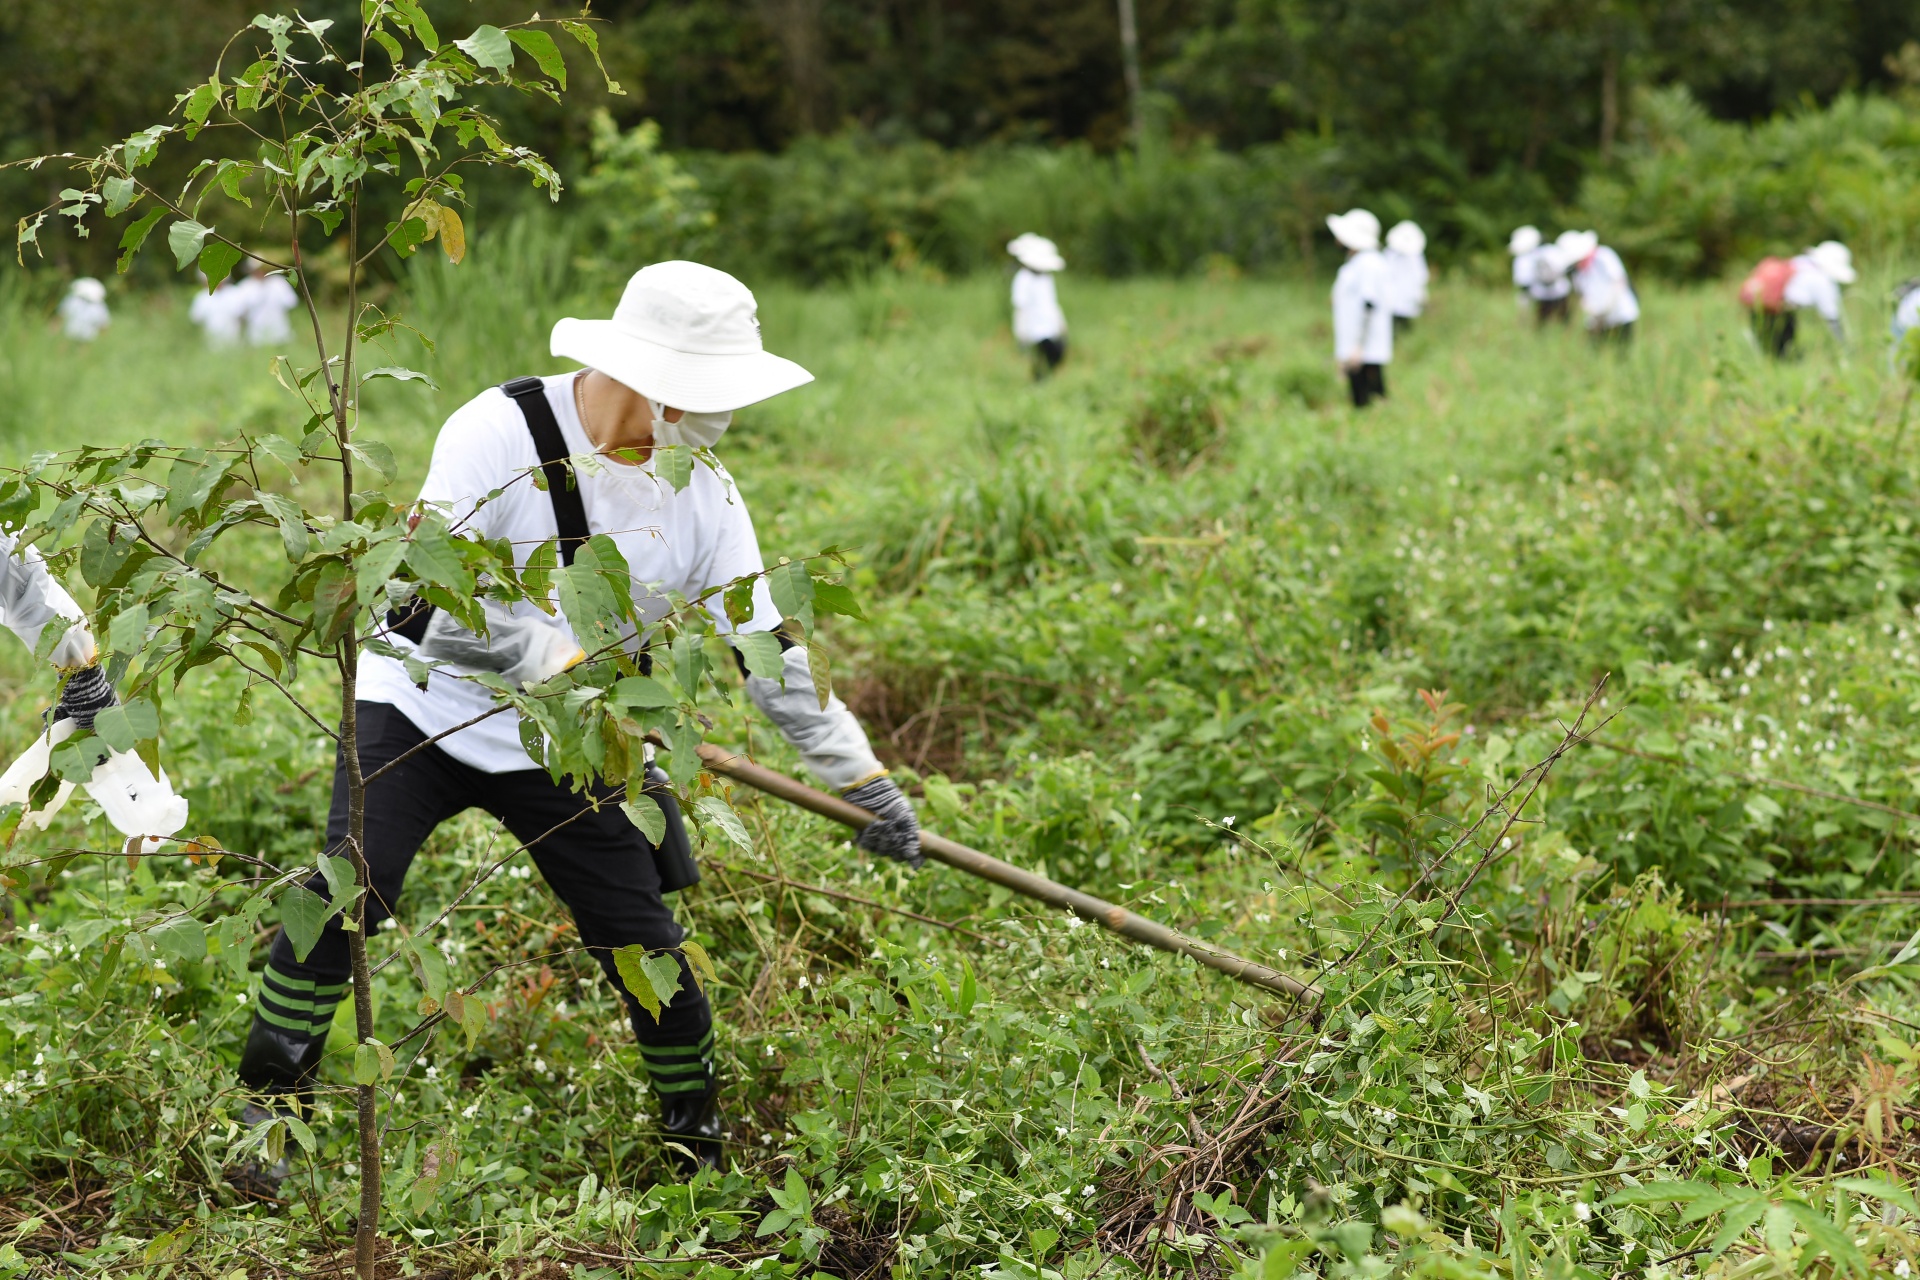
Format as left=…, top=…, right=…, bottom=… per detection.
left=1384, top=221, right=1429, bottom=333
left=1743, top=241, right=1853, bottom=359
left=189, top=274, right=245, bottom=347
left=1510, top=225, right=1572, bottom=325
left=1893, top=277, right=1920, bottom=364
left=57, top=278, right=110, bottom=341
left=228, top=262, right=921, bottom=1192
left=1328, top=209, right=1393, bottom=407
left=1007, top=233, right=1068, bottom=378
left=234, top=262, right=301, bottom=346
left=1557, top=230, right=1639, bottom=345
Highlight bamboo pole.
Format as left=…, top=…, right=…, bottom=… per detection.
left=696, top=743, right=1323, bottom=1005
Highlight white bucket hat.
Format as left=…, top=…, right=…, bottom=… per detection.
left=1007, top=233, right=1065, bottom=272
left=1807, top=240, right=1855, bottom=285
left=1508, top=225, right=1541, bottom=255
left=1386, top=221, right=1426, bottom=255
left=1327, top=209, right=1381, bottom=252
left=1555, top=229, right=1599, bottom=264
left=70, top=277, right=106, bottom=303
left=550, top=261, right=813, bottom=414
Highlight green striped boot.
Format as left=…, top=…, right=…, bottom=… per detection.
left=643, top=1030, right=724, bottom=1174
left=226, top=962, right=347, bottom=1198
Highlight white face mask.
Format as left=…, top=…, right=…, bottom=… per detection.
left=650, top=399, right=732, bottom=450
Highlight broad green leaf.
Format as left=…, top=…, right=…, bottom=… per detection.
left=405, top=518, right=475, bottom=596
left=640, top=950, right=683, bottom=1009
left=559, top=19, right=624, bottom=93
left=352, top=1040, right=395, bottom=1085
left=148, top=916, right=208, bottom=964
left=359, top=366, right=436, bottom=389
left=390, top=0, right=438, bottom=50
left=458, top=988, right=487, bottom=1046
left=117, top=208, right=167, bottom=274
left=809, top=642, right=833, bottom=710
left=91, top=698, right=159, bottom=753
left=102, top=176, right=139, bottom=218
left=622, top=793, right=667, bottom=844
left=653, top=444, right=693, bottom=492
left=316, top=851, right=359, bottom=914
left=957, top=957, right=977, bottom=1017
left=1836, top=1177, right=1920, bottom=1219
left=1785, top=1201, right=1867, bottom=1277
left=612, top=945, right=662, bottom=1020
left=310, top=559, right=359, bottom=647
left=723, top=578, right=757, bottom=629
left=695, top=796, right=752, bottom=851
left=611, top=675, right=676, bottom=710
left=767, top=560, right=814, bottom=634
left=278, top=884, right=329, bottom=962
left=256, top=492, right=311, bottom=561
left=456, top=24, right=515, bottom=73
left=1705, top=1198, right=1768, bottom=1260
left=167, top=219, right=211, bottom=271
left=182, top=79, right=220, bottom=136
left=355, top=536, right=409, bottom=607
left=812, top=581, right=866, bottom=621
left=165, top=449, right=230, bottom=519
left=734, top=630, right=784, bottom=680
left=1604, top=1182, right=1722, bottom=1207
left=405, top=938, right=449, bottom=1004
left=681, top=938, right=716, bottom=990
left=345, top=439, right=398, bottom=482
left=213, top=913, right=252, bottom=983
left=283, top=1114, right=316, bottom=1153
left=507, top=28, right=567, bottom=86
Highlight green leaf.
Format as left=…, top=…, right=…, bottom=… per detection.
left=611, top=675, right=676, bottom=710
left=723, top=578, right=757, bottom=629
left=310, top=559, right=359, bottom=647
left=456, top=24, right=515, bottom=73
left=390, top=0, right=438, bottom=50
left=1785, top=1201, right=1866, bottom=1276
left=167, top=219, right=211, bottom=271
left=812, top=581, right=866, bottom=621
left=507, top=28, right=567, bottom=86
left=956, top=956, right=977, bottom=1017
left=91, top=698, right=159, bottom=754
left=622, top=793, right=667, bottom=844
left=695, top=796, right=752, bottom=851
left=1604, top=1182, right=1722, bottom=1207
left=640, top=951, right=683, bottom=1008
left=1835, top=1177, right=1920, bottom=1219
left=809, top=643, right=833, bottom=711
left=149, top=916, right=208, bottom=964
left=345, top=440, right=398, bottom=482
left=359, top=366, right=436, bottom=390
left=768, top=560, right=814, bottom=634
left=654, top=444, right=693, bottom=492
left=182, top=79, right=220, bottom=136
left=734, top=630, right=785, bottom=680
left=681, top=938, right=716, bottom=991
left=355, top=536, right=408, bottom=607
left=559, top=19, right=623, bottom=93
left=316, top=851, right=359, bottom=914
left=256, top=492, right=311, bottom=562
left=278, top=884, right=329, bottom=962
left=612, top=945, right=661, bottom=1021
left=102, top=176, right=139, bottom=218
left=353, top=1040, right=395, bottom=1085
left=405, top=519, right=475, bottom=596
left=117, top=209, right=167, bottom=274
left=405, top=939, right=450, bottom=1004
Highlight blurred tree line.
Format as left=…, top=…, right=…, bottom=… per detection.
left=5, top=0, right=1919, bottom=278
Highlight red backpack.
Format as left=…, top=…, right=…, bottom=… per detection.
left=1739, top=257, right=1794, bottom=311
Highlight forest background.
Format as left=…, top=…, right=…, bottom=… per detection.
left=9, top=0, right=1920, bottom=286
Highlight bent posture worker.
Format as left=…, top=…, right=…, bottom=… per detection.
left=228, top=261, right=921, bottom=1191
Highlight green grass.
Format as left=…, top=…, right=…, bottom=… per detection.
left=6, top=252, right=1920, bottom=1277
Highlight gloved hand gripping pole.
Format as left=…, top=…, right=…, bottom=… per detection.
left=693, top=742, right=1323, bottom=1006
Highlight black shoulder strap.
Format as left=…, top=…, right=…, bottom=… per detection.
left=502, top=376, right=589, bottom=566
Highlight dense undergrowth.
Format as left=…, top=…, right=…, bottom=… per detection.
left=6, top=250, right=1920, bottom=1277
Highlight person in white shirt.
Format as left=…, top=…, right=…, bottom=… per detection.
left=237, top=262, right=301, bottom=346
left=1557, top=230, right=1638, bottom=345
left=1384, top=221, right=1429, bottom=333
left=189, top=276, right=246, bottom=347
left=1510, top=225, right=1572, bottom=326
left=1328, top=209, right=1393, bottom=407
left=1007, top=233, right=1068, bottom=378
left=1743, top=241, right=1854, bottom=359
left=226, top=261, right=920, bottom=1193
left=1893, top=277, right=1920, bottom=368
left=57, top=278, right=110, bottom=341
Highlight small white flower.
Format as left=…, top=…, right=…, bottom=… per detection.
left=1082, top=1185, right=1096, bottom=1197
left=1892, top=1259, right=1910, bottom=1277
left=1221, top=815, right=1236, bottom=828
left=1573, top=1201, right=1592, bottom=1222
left=461, top=1104, right=479, bottom=1119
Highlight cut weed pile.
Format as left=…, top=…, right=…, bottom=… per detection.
left=7, top=256, right=1920, bottom=1278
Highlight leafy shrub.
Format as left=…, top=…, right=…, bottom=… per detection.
left=1129, top=363, right=1234, bottom=472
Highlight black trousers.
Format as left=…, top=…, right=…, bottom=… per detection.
left=1032, top=336, right=1067, bottom=378
left=246, top=703, right=709, bottom=1073
left=1754, top=309, right=1796, bottom=359
left=1347, top=363, right=1386, bottom=408
left=1535, top=296, right=1571, bottom=326
left=1593, top=321, right=1635, bottom=347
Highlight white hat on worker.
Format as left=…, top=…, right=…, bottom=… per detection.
left=1327, top=209, right=1381, bottom=252
left=1007, top=233, right=1065, bottom=272
left=1508, top=225, right=1541, bottom=255
left=1807, top=240, right=1855, bottom=285
left=550, top=261, right=812, bottom=414
left=1555, top=229, right=1599, bottom=264
left=70, top=277, right=106, bottom=303
left=1386, top=221, right=1426, bottom=255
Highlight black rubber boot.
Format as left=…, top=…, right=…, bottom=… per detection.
left=659, top=1079, right=727, bottom=1176
left=225, top=1020, right=326, bottom=1199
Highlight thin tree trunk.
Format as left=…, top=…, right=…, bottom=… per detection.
left=1115, top=0, right=1145, bottom=147
left=1599, top=47, right=1619, bottom=163
left=335, top=201, right=378, bottom=1280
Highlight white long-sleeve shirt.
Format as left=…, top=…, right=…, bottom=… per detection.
left=1572, top=246, right=1638, bottom=328
left=1516, top=248, right=1572, bottom=301
left=58, top=296, right=110, bottom=341
left=1010, top=269, right=1066, bottom=344
left=0, top=531, right=88, bottom=663
left=1384, top=249, right=1428, bottom=319
left=1331, top=250, right=1393, bottom=365
left=1784, top=257, right=1844, bottom=333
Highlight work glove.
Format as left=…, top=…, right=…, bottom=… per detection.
left=415, top=601, right=587, bottom=689
left=841, top=775, right=923, bottom=870
left=54, top=662, right=116, bottom=729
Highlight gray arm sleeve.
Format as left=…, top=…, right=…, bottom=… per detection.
left=744, top=643, right=886, bottom=792
left=0, top=530, right=88, bottom=659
